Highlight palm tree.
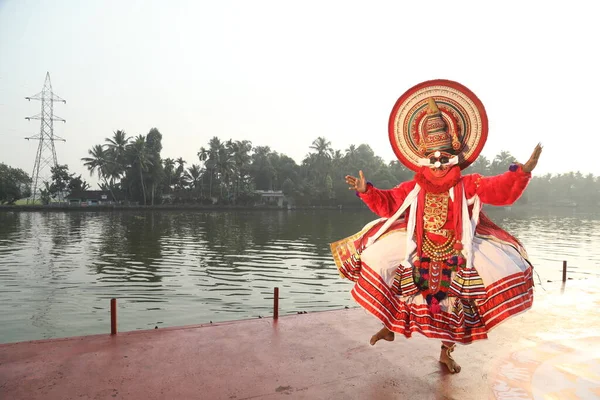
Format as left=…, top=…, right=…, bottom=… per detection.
left=217, top=141, right=236, bottom=199
left=127, top=135, right=153, bottom=205
left=209, top=138, right=224, bottom=199
left=105, top=130, right=130, bottom=163
left=345, top=144, right=358, bottom=158
left=197, top=147, right=211, bottom=197
left=175, top=157, right=187, bottom=191
left=162, top=158, right=176, bottom=193
left=102, top=130, right=131, bottom=200
left=467, top=155, right=491, bottom=176
left=198, top=137, right=224, bottom=199
left=198, top=146, right=213, bottom=197
left=186, top=164, right=202, bottom=191
left=305, top=137, right=334, bottom=190
left=81, top=144, right=117, bottom=202
left=332, top=149, right=343, bottom=168
left=490, top=151, right=514, bottom=175
left=230, top=140, right=252, bottom=201
left=310, top=137, right=333, bottom=159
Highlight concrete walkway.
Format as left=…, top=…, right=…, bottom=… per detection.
left=1, top=279, right=599, bottom=399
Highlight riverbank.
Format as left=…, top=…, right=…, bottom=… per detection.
left=1, top=279, right=598, bottom=399
left=0, top=204, right=358, bottom=212
left=0, top=203, right=593, bottom=213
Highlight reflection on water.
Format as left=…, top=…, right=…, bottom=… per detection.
left=0, top=208, right=599, bottom=343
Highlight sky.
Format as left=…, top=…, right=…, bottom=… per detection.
left=1, top=0, right=600, bottom=188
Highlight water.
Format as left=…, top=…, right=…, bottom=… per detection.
left=1, top=208, right=599, bottom=344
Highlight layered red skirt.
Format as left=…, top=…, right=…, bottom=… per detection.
left=330, top=214, right=534, bottom=344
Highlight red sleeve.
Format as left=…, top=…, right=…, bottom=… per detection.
left=357, top=180, right=417, bottom=218
left=464, top=166, right=532, bottom=206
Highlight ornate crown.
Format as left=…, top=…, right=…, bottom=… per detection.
left=388, top=80, right=488, bottom=171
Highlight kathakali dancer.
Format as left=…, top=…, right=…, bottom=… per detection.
left=330, top=79, right=542, bottom=373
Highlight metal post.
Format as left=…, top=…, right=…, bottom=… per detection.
left=274, top=287, right=279, bottom=320
left=562, top=261, right=567, bottom=283
left=111, top=298, right=117, bottom=335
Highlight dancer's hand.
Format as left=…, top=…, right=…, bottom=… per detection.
left=515, top=143, right=543, bottom=173
left=345, top=170, right=367, bottom=193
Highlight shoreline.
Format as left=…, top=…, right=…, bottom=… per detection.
left=0, top=204, right=361, bottom=212
left=0, top=203, right=590, bottom=212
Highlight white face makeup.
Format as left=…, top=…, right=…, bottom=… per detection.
left=417, top=151, right=459, bottom=169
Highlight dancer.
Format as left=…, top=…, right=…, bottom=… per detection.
left=331, top=80, right=542, bottom=373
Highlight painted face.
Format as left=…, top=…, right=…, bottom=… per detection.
left=419, top=164, right=461, bottom=190
left=430, top=164, right=450, bottom=178
left=427, top=152, right=453, bottom=177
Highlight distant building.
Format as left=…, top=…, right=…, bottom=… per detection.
left=254, top=190, right=290, bottom=208
left=66, top=190, right=116, bottom=206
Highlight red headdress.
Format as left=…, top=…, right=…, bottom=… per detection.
left=388, top=79, right=489, bottom=171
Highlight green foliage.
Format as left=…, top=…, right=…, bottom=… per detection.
left=78, top=132, right=600, bottom=208
left=464, top=152, right=600, bottom=207
left=0, top=163, right=31, bottom=204
left=464, top=151, right=516, bottom=176
left=282, top=177, right=294, bottom=197
left=69, top=174, right=90, bottom=192
left=40, top=182, right=51, bottom=205
left=145, top=128, right=164, bottom=205
left=47, top=164, right=90, bottom=199
left=83, top=130, right=159, bottom=205
left=524, top=172, right=600, bottom=207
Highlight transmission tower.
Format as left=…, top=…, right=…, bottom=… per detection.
left=24, top=72, right=66, bottom=204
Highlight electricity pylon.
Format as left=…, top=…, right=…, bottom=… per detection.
left=25, top=72, right=66, bottom=203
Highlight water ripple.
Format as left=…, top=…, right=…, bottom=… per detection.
left=0, top=209, right=598, bottom=343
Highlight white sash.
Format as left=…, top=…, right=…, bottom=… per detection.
left=364, top=182, right=482, bottom=270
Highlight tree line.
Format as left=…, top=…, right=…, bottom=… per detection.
left=73, top=130, right=417, bottom=206
left=1, top=130, right=599, bottom=208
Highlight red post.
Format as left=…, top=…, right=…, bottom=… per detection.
left=562, top=261, right=567, bottom=283
left=274, top=287, right=279, bottom=320
left=110, top=298, right=117, bottom=335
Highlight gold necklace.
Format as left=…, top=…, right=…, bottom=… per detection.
left=422, top=233, right=456, bottom=262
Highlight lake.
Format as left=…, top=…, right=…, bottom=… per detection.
left=1, top=208, right=599, bottom=344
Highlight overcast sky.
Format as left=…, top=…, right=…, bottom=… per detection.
left=1, top=0, right=599, bottom=187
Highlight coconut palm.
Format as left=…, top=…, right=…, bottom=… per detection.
left=230, top=140, right=253, bottom=201
left=198, top=137, right=224, bottom=198
left=100, top=130, right=130, bottom=199
left=467, top=155, right=491, bottom=176
left=345, top=144, right=358, bottom=158
left=127, top=135, right=153, bottom=205
left=162, top=158, right=176, bottom=193
left=175, top=157, right=187, bottom=191
left=105, top=130, right=130, bottom=167
left=217, top=140, right=236, bottom=198
left=305, top=137, right=334, bottom=188
left=310, top=137, right=333, bottom=159
left=186, top=164, right=202, bottom=191
left=81, top=144, right=117, bottom=202
left=490, top=151, right=515, bottom=175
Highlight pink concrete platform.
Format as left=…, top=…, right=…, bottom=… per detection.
left=1, top=279, right=599, bottom=400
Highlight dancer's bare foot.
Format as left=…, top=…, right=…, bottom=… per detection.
left=439, top=343, right=461, bottom=373
left=369, top=327, right=395, bottom=345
